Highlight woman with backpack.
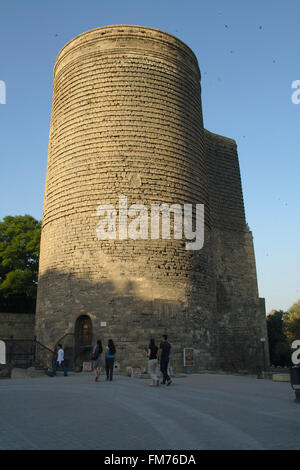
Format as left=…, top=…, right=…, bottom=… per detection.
left=105, top=339, right=116, bottom=381
left=92, top=339, right=103, bottom=382
left=147, top=338, right=159, bottom=387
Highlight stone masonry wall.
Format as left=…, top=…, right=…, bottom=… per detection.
left=0, top=313, right=35, bottom=340
left=205, top=131, right=269, bottom=371
left=36, top=25, right=218, bottom=372
left=204, top=130, right=246, bottom=232
left=35, top=25, right=268, bottom=373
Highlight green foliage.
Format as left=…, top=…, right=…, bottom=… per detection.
left=288, top=298, right=300, bottom=316
left=267, top=310, right=291, bottom=366
left=0, top=215, right=41, bottom=312
left=283, top=299, right=300, bottom=344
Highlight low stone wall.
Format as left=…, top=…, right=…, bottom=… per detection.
left=0, top=364, right=12, bottom=378
left=0, top=313, right=35, bottom=340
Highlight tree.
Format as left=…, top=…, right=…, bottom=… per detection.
left=267, top=310, right=291, bottom=367
left=0, top=215, right=41, bottom=313
left=283, top=299, right=300, bottom=344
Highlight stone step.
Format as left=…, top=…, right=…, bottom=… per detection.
left=33, top=363, right=48, bottom=371
left=272, top=373, right=291, bottom=383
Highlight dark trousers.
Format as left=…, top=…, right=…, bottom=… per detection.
left=52, top=361, right=68, bottom=376
left=105, top=357, right=114, bottom=381
left=160, top=357, right=170, bottom=383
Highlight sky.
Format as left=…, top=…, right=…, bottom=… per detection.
left=0, top=0, right=299, bottom=313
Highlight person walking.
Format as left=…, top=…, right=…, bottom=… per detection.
left=147, top=339, right=159, bottom=387
left=159, top=335, right=172, bottom=386
left=52, top=344, right=68, bottom=377
left=105, top=339, right=116, bottom=381
left=92, top=339, right=103, bottom=382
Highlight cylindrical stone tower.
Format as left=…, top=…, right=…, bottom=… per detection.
left=36, top=25, right=217, bottom=371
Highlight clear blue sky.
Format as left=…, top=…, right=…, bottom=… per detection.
left=0, top=0, right=299, bottom=313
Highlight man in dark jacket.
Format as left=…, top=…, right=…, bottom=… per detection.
left=159, top=334, right=172, bottom=386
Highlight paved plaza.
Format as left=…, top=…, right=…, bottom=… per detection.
left=0, top=372, right=299, bottom=450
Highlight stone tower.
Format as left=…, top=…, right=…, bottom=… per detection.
left=36, top=25, right=268, bottom=372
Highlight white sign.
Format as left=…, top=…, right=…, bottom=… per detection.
left=0, top=341, right=6, bottom=364
left=101, top=322, right=107, bottom=327
left=183, top=348, right=194, bottom=366
left=82, top=361, right=92, bottom=371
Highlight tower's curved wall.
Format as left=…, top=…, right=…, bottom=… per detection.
left=36, top=25, right=217, bottom=370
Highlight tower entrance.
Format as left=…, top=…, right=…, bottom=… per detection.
left=74, top=315, right=93, bottom=370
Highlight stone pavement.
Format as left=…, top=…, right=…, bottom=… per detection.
left=0, top=373, right=299, bottom=450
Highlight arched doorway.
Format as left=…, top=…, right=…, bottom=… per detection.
left=74, top=315, right=93, bottom=370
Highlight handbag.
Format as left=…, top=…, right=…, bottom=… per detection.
left=91, top=346, right=99, bottom=361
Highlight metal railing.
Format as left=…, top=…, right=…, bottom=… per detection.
left=53, top=333, right=75, bottom=370
left=53, top=333, right=94, bottom=370
left=1, top=336, right=55, bottom=370
left=35, top=339, right=56, bottom=370
left=1, top=334, right=94, bottom=371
